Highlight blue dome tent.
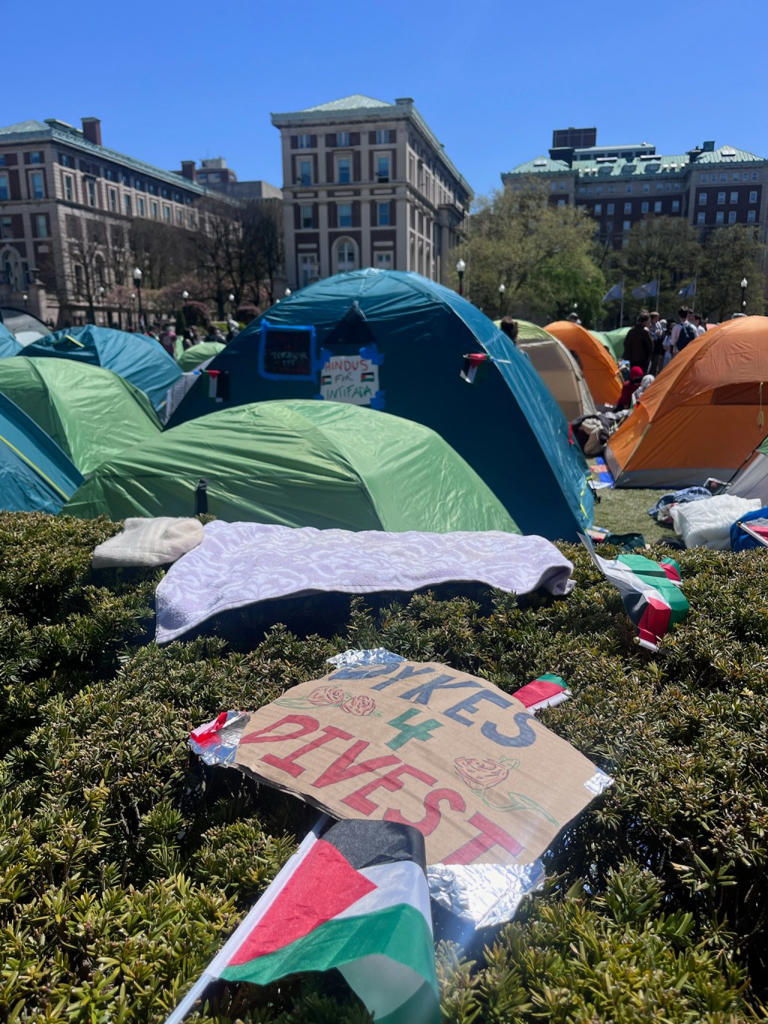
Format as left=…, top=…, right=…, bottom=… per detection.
left=22, top=325, right=181, bottom=412
left=168, top=269, right=593, bottom=540
left=0, top=392, right=83, bottom=513
left=0, top=322, right=21, bottom=358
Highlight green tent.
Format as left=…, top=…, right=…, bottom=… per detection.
left=177, top=341, right=226, bottom=372
left=0, top=358, right=161, bottom=475
left=64, top=399, right=519, bottom=534
left=590, top=330, right=621, bottom=362
left=600, top=327, right=629, bottom=361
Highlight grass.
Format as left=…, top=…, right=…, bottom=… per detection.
left=591, top=484, right=672, bottom=544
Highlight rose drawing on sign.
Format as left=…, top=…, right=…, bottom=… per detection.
left=308, top=685, right=346, bottom=706
left=454, top=757, right=510, bottom=791
left=341, top=694, right=376, bottom=716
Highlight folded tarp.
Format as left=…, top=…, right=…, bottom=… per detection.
left=92, top=516, right=204, bottom=568
left=155, top=521, right=575, bottom=644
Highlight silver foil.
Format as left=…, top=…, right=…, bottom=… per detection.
left=584, top=769, right=614, bottom=795
left=326, top=648, right=405, bottom=668
left=188, top=710, right=250, bottom=766
left=428, top=860, right=546, bottom=929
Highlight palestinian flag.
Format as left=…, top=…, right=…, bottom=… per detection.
left=579, top=534, right=688, bottom=651
left=165, top=820, right=439, bottom=1024
left=513, top=673, right=570, bottom=713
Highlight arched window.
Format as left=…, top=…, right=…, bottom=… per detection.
left=333, top=237, right=358, bottom=274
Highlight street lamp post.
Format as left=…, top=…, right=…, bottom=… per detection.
left=130, top=292, right=136, bottom=330
left=98, top=285, right=105, bottom=325
left=498, top=282, right=506, bottom=318
left=133, top=267, right=144, bottom=330
left=22, top=292, right=28, bottom=308
left=456, top=258, right=466, bottom=297
left=741, top=277, right=748, bottom=312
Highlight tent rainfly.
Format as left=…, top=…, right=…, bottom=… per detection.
left=545, top=320, right=624, bottom=406
left=605, top=316, right=768, bottom=488
left=167, top=269, right=593, bottom=541
left=0, top=323, right=22, bottom=358
left=22, top=325, right=182, bottom=412
left=64, top=399, right=521, bottom=534
left=512, top=320, right=597, bottom=422
left=0, top=358, right=162, bottom=475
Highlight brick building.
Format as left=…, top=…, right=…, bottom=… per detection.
left=0, top=117, right=212, bottom=326
left=177, top=156, right=282, bottom=202
left=502, top=127, right=768, bottom=248
left=271, top=95, right=472, bottom=289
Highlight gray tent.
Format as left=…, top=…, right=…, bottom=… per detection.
left=515, top=321, right=597, bottom=422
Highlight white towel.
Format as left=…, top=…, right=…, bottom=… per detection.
left=92, top=517, right=204, bottom=568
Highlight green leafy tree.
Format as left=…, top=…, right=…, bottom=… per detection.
left=698, top=224, right=765, bottom=320
left=460, top=181, right=605, bottom=325
left=617, top=216, right=702, bottom=317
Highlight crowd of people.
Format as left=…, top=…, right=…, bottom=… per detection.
left=144, top=317, right=240, bottom=358
left=616, top=306, right=707, bottom=411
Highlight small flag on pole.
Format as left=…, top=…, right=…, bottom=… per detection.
left=632, top=280, right=658, bottom=299
left=678, top=281, right=696, bottom=297
left=602, top=282, right=624, bottom=303
left=164, top=819, right=440, bottom=1024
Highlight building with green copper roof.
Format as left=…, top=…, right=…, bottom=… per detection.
left=502, top=128, right=768, bottom=248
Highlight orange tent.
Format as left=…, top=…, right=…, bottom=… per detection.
left=605, top=316, right=768, bottom=488
left=544, top=321, right=623, bottom=405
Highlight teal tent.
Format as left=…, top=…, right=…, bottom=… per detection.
left=0, top=392, right=83, bottom=513
left=603, top=327, right=629, bottom=361
left=177, top=341, right=226, bottom=372
left=64, top=399, right=519, bottom=534
left=0, top=323, right=21, bottom=358
left=22, top=325, right=181, bottom=412
left=0, top=358, right=161, bottom=474
left=168, top=270, right=592, bottom=540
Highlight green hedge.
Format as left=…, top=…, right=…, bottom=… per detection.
left=0, top=511, right=766, bottom=1022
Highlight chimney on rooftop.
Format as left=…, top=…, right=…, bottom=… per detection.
left=395, top=97, right=413, bottom=105
left=81, top=117, right=102, bottom=146
left=181, top=160, right=196, bottom=181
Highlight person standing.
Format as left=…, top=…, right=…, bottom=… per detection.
left=623, top=311, right=653, bottom=374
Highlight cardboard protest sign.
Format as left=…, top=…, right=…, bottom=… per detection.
left=194, top=660, right=609, bottom=866
left=320, top=353, right=381, bottom=405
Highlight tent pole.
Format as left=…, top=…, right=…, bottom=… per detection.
left=619, top=279, right=625, bottom=327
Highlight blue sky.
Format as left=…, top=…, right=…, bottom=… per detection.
left=3, top=0, right=767, bottom=204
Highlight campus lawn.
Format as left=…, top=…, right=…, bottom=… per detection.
left=591, top=483, right=672, bottom=545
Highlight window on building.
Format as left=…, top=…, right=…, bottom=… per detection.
left=138, top=197, right=145, bottom=216
left=376, top=154, right=390, bottom=183
left=163, top=204, right=170, bottom=222
left=375, top=130, right=391, bottom=145
left=334, top=237, right=357, bottom=273
left=374, top=250, right=393, bottom=268
left=608, top=184, right=615, bottom=193
left=623, top=220, right=631, bottom=231
left=298, top=159, right=312, bottom=186
left=298, top=254, right=319, bottom=287
left=297, top=134, right=312, bottom=149
left=74, top=263, right=84, bottom=295
left=336, top=156, right=351, bottom=184
left=596, top=185, right=602, bottom=194
left=0, top=217, right=12, bottom=239
left=674, top=183, right=681, bottom=191
left=34, top=214, right=48, bottom=237
left=717, top=192, right=725, bottom=204
left=604, top=220, right=613, bottom=233
left=654, top=201, right=662, bottom=213
left=624, top=202, right=631, bottom=214
left=607, top=203, right=614, bottom=214
left=730, top=191, right=738, bottom=203
left=672, top=199, right=680, bottom=212
left=747, top=209, right=757, bottom=223
left=698, top=192, right=706, bottom=205
left=63, top=174, right=73, bottom=201
left=626, top=185, right=632, bottom=193
left=728, top=211, right=737, bottom=224
left=124, top=195, right=132, bottom=215
left=109, top=187, right=117, bottom=212
left=338, top=203, right=352, bottom=228
left=86, top=178, right=96, bottom=206
left=30, top=170, right=45, bottom=199
left=578, top=186, right=587, bottom=195
left=377, top=201, right=390, bottom=226
left=716, top=211, right=724, bottom=224
left=641, top=201, right=649, bottom=213
left=642, top=183, right=650, bottom=192
left=749, top=190, right=758, bottom=203
left=697, top=212, right=706, bottom=225
left=336, top=131, right=350, bottom=147
left=151, top=201, right=158, bottom=219
left=752, top=171, right=758, bottom=180
left=188, top=213, right=196, bottom=229
left=594, top=203, right=602, bottom=214
left=176, top=209, right=183, bottom=225
left=300, top=204, right=313, bottom=228
left=29, top=151, right=42, bottom=164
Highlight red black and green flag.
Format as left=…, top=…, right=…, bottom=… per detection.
left=164, top=819, right=439, bottom=1024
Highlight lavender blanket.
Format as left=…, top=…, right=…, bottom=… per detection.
left=155, top=521, right=574, bottom=644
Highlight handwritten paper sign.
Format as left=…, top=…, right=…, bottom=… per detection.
left=211, top=660, right=607, bottom=865
left=320, top=354, right=380, bottom=405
